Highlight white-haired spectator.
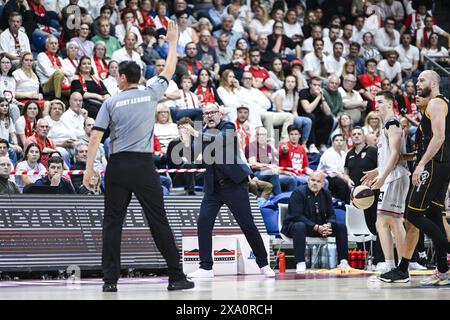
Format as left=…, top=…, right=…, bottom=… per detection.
left=0, top=156, right=19, bottom=194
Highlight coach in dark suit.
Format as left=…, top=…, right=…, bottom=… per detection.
left=182, top=103, right=275, bottom=278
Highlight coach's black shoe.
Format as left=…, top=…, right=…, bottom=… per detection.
left=167, top=278, right=195, bottom=291
left=377, top=267, right=410, bottom=283
left=102, top=284, right=118, bottom=292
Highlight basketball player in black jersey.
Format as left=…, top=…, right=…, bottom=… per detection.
left=379, top=70, right=450, bottom=285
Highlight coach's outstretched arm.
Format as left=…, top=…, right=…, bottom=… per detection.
left=159, top=21, right=179, bottom=81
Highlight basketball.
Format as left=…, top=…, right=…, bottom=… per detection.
left=351, top=185, right=375, bottom=210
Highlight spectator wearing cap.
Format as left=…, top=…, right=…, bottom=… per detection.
left=324, top=42, right=346, bottom=77
left=377, top=50, right=402, bottom=88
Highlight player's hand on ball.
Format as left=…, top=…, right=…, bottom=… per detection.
left=361, top=168, right=378, bottom=185
left=369, top=176, right=384, bottom=190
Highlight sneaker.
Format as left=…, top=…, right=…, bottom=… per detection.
left=167, top=278, right=195, bottom=291
left=260, top=265, right=276, bottom=277
left=296, top=262, right=306, bottom=273
left=417, top=255, right=429, bottom=269
left=377, top=267, right=410, bottom=283
left=308, top=144, right=320, bottom=153
left=420, top=269, right=450, bottom=286
left=409, top=262, right=427, bottom=271
left=375, top=262, right=393, bottom=274
left=337, top=259, right=351, bottom=270
left=187, top=268, right=214, bottom=278
left=102, top=284, right=117, bottom=292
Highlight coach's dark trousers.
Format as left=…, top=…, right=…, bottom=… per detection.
left=287, top=222, right=348, bottom=264
left=198, top=181, right=269, bottom=270
left=102, top=152, right=184, bottom=284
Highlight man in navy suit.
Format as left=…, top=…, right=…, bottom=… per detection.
left=181, top=103, right=276, bottom=278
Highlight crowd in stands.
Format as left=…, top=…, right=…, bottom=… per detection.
left=0, top=0, right=448, bottom=198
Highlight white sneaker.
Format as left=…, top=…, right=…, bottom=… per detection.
left=296, top=262, right=306, bottom=273
left=187, top=268, right=214, bottom=278
left=337, top=259, right=351, bottom=270
left=409, top=262, right=427, bottom=271
left=260, top=265, right=276, bottom=277
left=308, top=144, right=320, bottom=153
left=375, top=262, right=392, bottom=274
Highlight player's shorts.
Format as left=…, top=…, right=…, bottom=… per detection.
left=377, top=175, right=410, bottom=218
left=407, top=160, right=450, bottom=215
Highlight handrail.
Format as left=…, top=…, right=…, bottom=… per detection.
left=423, top=55, right=450, bottom=77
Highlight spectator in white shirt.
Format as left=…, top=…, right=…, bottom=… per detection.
left=374, top=17, right=400, bottom=55
left=301, top=25, right=323, bottom=55
left=416, top=15, right=450, bottom=49
left=350, top=15, right=366, bottom=45
left=60, top=92, right=88, bottom=139
left=36, top=36, right=73, bottom=99
left=420, top=32, right=450, bottom=65
left=102, top=60, right=120, bottom=97
left=317, top=133, right=350, bottom=202
left=44, top=99, right=77, bottom=164
left=13, top=52, right=42, bottom=102
left=303, top=38, right=328, bottom=80
left=111, top=32, right=144, bottom=70
left=217, top=69, right=242, bottom=122
left=173, top=75, right=202, bottom=122
left=325, top=42, right=346, bottom=77
left=115, top=8, right=143, bottom=46
left=62, top=41, right=80, bottom=83
left=395, top=32, right=420, bottom=81
left=378, top=0, right=405, bottom=24
left=0, top=12, right=30, bottom=67
left=377, top=50, right=403, bottom=87
left=338, top=74, right=367, bottom=125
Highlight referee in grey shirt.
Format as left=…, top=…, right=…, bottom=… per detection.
left=83, top=22, right=194, bottom=292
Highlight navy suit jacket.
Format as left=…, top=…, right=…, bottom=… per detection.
left=282, top=185, right=336, bottom=236
left=200, top=120, right=252, bottom=194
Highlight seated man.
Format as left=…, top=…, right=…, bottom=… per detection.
left=32, top=156, right=75, bottom=194
left=0, top=156, right=19, bottom=194
left=70, top=142, right=89, bottom=193
left=281, top=171, right=350, bottom=273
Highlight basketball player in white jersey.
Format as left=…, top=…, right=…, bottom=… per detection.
left=361, top=91, right=411, bottom=274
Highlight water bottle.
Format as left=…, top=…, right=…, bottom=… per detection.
left=320, top=244, right=329, bottom=269
left=305, top=245, right=311, bottom=269
left=311, top=245, right=319, bottom=269
left=328, top=243, right=337, bottom=269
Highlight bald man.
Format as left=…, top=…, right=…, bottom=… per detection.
left=281, top=171, right=350, bottom=273
left=379, top=70, right=450, bottom=285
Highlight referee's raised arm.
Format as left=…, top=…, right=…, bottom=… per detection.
left=159, top=21, right=179, bottom=82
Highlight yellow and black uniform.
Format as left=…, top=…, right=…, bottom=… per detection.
left=407, top=94, right=450, bottom=212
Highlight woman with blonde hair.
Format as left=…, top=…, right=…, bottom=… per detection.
left=44, top=99, right=77, bottom=164
left=363, top=111, right=382, bottom=137
left=78, top=167, right=103, bottom=195
left=216, top=69, right=242, bottom=122
left=248, top=4, right=273, bottom=42
left=154, top=103, right=179, bottom=155
left=13, top=52, right=43, bottom=102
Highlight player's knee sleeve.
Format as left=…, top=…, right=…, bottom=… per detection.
left=406, top=207, right=426, bottom=228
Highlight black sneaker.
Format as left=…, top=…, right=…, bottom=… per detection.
left=102, top=284, right=118, bottom=292
left=167, top=278, right=195, bottom=291
left=377, top=267, right=410, bottom=283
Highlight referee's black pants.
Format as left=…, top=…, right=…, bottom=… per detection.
left=103, top=152, right=184, bottom=284
left=198, top=181, right=269, bottom=270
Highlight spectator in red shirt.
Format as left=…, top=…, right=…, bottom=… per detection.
left=246, top=48, right=276, bottom=96
left=358, top=58, right=381, bottom=111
